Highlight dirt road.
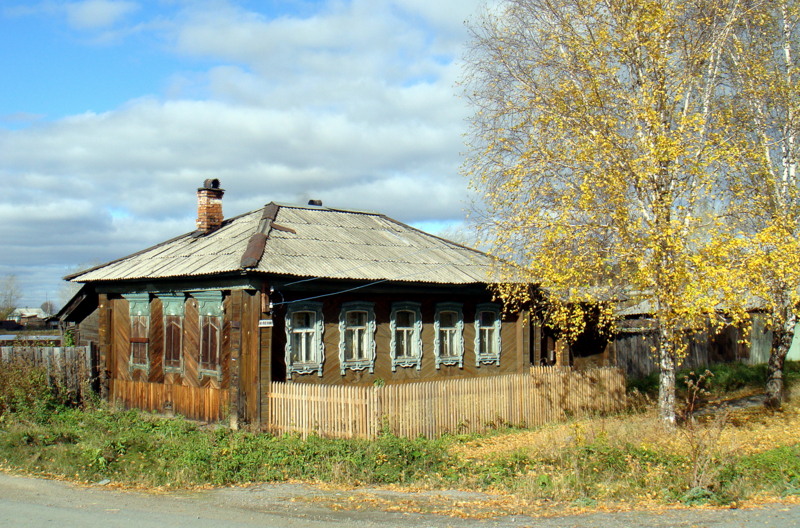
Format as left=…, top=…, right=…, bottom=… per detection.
left=1, top=472, right=799, bottom=527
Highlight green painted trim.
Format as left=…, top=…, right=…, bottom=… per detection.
left=156, top=293, right=186, bottom=317
left=122, top=293, right=150, bottom=316
left=192, top=290, right=223, bottom=317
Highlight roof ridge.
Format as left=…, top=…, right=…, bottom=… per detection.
left=272, top=201, right=382, bottom=216
left=241, top=202, right=298, bottom=268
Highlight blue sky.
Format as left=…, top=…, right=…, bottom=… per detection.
left=0, top=0, right=488, bottom=310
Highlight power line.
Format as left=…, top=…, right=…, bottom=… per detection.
left=272, top=262, right=458, bottom=306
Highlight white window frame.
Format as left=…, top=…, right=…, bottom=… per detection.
left=434, top=303, right=464, bottom=369
left=285, top=302, right=325, bottom=378
left=475, top=303, right=502, bottom=366
left=123, top=293, right=150, bottom=373
left=389, top=302, right=423, bottom=371
left=338, top=301, right=376, bottom=375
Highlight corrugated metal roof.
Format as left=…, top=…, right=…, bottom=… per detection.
left=69, top=203, right=500, bottom=285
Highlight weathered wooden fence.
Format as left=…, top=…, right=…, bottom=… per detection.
left=109, top=379, right=230, bottom=422
left=0, top=346, right=96, bottom=401
left=265, top=367, right=626, bottom=439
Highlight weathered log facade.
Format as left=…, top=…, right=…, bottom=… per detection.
left=94, top=288, right=263, bottom=424
left=68, top=180, right=539, bottom=425
left=89, top=279, right=532, bottom=426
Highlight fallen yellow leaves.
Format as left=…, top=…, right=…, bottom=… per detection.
left=450, top=397, right=800, bottom=462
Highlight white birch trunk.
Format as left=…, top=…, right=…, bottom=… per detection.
left=766, top=305, right=797, bottom=408
left=657, top=325, right=677, bottom=425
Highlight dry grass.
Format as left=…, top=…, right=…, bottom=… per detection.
left=442, top=396, right=800, bottom=508
left=452, top=399, right=800, bottom=462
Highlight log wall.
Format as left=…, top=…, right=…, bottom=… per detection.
left=103, top=291, right=258, bottom=423
left=270, top=293, right=529, bottom=387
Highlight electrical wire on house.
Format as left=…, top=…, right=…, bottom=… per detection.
left=271, top=261, right=458, bottom=307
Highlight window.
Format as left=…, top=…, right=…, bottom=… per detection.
left=475, top=304, right=502, bottom=366
left=192, top=291, right=223, bottom=377
left=390, top=302, right=422, bottom=371
left=434, top=303, right=464, bottom=369
left=157, top=293, right=185, bottom=371
left=290, top=311, right=316, bottom=363
left=200, top=315, right=221, bottom=372
left=344, top=311, right=369, bottom=360
left=285, top=302, right=325, bottom=378
left=165, top=315, right=182, bottom=369
left=338, top=302, right=376, bottom=375
left=123, top=293, right=150, bottom=371
left=130, top=315, right=149, bottom=366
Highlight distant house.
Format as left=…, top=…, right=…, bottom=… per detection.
left=65, top=180, right=542, bottom=425
left=8, top=307, right=49, bottom=327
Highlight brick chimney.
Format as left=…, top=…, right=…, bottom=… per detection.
left=196, top=179, right=224, bottom=233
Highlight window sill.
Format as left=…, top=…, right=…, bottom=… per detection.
left=436, top=356, right=464, bottom=369
left=476, top=354, right=501, bottom=366
left=198, top=369, right=222, bottom=380
left=288, top=363, right=323, bottom=378
left=340, top=359, right=374, bottom=376
left=391, top=357, right=422, bottom=371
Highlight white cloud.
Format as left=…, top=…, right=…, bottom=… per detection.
left=64, top=0, right=139, bottom=29
left=0, top=0, right=489, bottom=307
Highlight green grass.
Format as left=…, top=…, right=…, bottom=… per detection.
left=1, top=358, right=800, bottom=508
left=627, top=360, right=800, bottom=398
left=0, top=405, right=453, bottom=487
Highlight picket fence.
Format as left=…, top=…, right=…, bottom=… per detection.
left=0, top=346, right=96, bottom=401
left=265, top=367, right=626, bottom=439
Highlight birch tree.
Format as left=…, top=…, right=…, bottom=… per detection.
left=722, top=0, right=800, bottom=408
left=463, top=0, right=742, bottom=424
left=0, top=274, right=21, bottom=320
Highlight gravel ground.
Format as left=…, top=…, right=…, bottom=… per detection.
left=1, top=472, right=799, bottom=528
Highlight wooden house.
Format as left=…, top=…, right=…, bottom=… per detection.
left=602, top=300, right=800, bottom=378
left=65, top=180, right=537, bottom=426
left=8, top=307, right=50, bottom=328
left=57, top=284, right=100, bottom=347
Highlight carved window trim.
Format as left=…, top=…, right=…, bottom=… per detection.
left=285, top=302, right=325, bottom=378
left=474, top=303, right=502, bottom=366
left=123, top=293, right=151, bottom=373
left=191, top=291, right=223, bottom=378
left=389, top=302, right=423, bottom=371
left=157, top=293, right=186, bottom=373
left=434, top=302, right=464, bottom=369
left=338, top=302, right=376, bottom=375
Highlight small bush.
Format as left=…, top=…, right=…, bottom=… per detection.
left=472, top=450, right=534, bottom=488
left=703, top=363, right=766, bottom=393
left=0, top=358, right=62, bottom=421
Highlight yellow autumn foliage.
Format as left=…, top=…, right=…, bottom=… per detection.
left=463, top=0, right=747, bottom=423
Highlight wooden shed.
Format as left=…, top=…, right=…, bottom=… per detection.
left=607, top=300, right=800, bottom=378
left=66, top=180, right=538, bottom=426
